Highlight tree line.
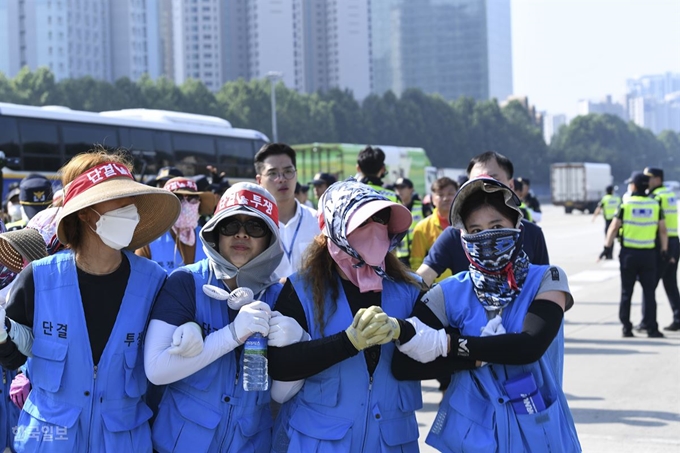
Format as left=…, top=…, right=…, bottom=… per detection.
left=1, top=67, right=678, bottom=184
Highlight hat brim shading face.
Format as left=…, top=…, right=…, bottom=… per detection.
left=0, top=228, right=48, bottom=273
left=172, top=189, right=216, bottom=216
left=450, top=177, right=523, bottom=229
left=57, top=177, right=181, bottom=250
left=346, top=199, right=412, bottom=236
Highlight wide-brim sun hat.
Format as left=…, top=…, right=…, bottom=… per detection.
left=449, top=176, right=523, bottom=230
left=163, top=177, right=216, bottom=216
left=0, top=228, right=48, bottom=273
left=346, top=199, right=412, bottom=236
left=57, top=162, right=181, bottom=250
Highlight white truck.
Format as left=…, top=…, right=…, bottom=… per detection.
left=551, top=162, right=613, bottom=214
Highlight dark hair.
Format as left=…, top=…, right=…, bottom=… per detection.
left=605, top=185, right=614, bottom=194
left=431, top=177, right=458, bottom=193
left=357, top=146, right=386, bottom=176
left=254, top=143, right=297, bottom=175
left=459, top=190, right=519, bottom=229
left=466, top=151, right=514, bottom=179
left=513, top=178, right=523, bottom=193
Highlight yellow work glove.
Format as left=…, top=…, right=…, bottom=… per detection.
left=345, top=306, right=387, bottom=351
left=364, top=312, right=401, bottom=346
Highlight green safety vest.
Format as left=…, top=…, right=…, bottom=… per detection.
left=5, top=219, right=27, bottom=231
left=366, top=183, right=399, bottom=203
left=396, top=200, right=425, bottom=259
left=519, top=202, right=533, bottom=223
left=650, top=187, right=678, bottom=238
left=601, top=194, right=622, bottom=220
left=621, top=195, right=660, bottom=249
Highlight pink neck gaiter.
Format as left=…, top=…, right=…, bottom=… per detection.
left=327, top=222, right=390, bottom=292
left=172, top=201, right=200, bottom=245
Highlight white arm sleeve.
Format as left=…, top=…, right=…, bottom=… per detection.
left=271, top=380, right=305, bottom=403
left=144, top=319, right=240, bottom=385
left=8, top=319, right=33, bottom=357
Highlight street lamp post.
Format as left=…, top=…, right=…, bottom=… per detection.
left=266, top=71, right=283, bottom=142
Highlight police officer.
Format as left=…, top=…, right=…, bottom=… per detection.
left=643, top=167, right=680, bottom=331
left=356, top=146, right=399, bottom=202
left=513, top=178, right=534, bottom=222
left=592, top=185, right=622, bottom=259
left=394, top=177, right=432, bottom=267
left=600, top=171, right=666, bottom=338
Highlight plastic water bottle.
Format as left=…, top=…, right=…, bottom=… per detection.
left=243, top=333, right=269, bottom=391
left=228, top=287, right=268, bottom=392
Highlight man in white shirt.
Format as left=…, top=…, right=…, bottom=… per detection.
left=255, top=143, right=320, bottom=278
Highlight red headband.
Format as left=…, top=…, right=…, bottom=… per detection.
left=216, top=189, right=279, bottom=224
left=63, top=162, right=134, bottom=207
left=164, top=178, right=198, bottom=193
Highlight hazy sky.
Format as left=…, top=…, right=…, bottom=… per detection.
left=512, top=0, right=680, bottom=120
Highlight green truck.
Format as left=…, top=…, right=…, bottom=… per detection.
left=293, top=143, right=432, bottom=197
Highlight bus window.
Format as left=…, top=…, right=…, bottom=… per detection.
left=172, top=133, right=216, bottom=176
left=18, top=119, right=62, bottom=171
left=0, top=117, right=20, bottom=161
left=216, top=137, right=256, bottom=179
left=63, top=124, right=120, bottom=160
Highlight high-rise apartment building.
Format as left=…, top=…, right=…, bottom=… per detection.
left=626, top=73, right=680, bottom=134
left=578, top=95, right=627, bottom=122
left=543, top=113, right=567, bottom=145
left=0, top=0, right=160, bottom=82
left=370, top=0, right=513, bottom=101
left=627, top=73, right=680, bottom=102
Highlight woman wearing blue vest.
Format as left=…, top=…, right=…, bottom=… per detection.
left=136, top=176, right=215, bottom=272
left=392, top=176, right=581, bottom=453
left=144, top=182, right=306, bottom=453
left=268, top=179, right=428, bottom=453
left=0, top=147, right=181, bottom=452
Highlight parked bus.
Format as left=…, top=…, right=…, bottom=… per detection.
left=0, top=102, right=269, bottom=198
left=293, top=143, right=432, bottom=197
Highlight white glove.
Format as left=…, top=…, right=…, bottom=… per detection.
left=230, top=301, right=271, bottom=344
left=396, top=317, right=448, bottom=363
left=480, top=315, right=506, bottom=337
left=168, top=322, right=204, bottom=357
left=0, top=307, right=7, bottom=344
left=268, top=311, right=308, bottom=347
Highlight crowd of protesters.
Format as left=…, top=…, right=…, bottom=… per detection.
left=0, top=143, right=582, bottom=452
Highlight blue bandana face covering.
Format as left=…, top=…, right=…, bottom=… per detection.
left=461, top=228, right=530, bottom=313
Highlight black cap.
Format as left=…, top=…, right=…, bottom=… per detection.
left=192, top=174, right=211, bottom=192
left=625, top=171, right=649, bottom=188
left=394, top=177, right=414, bottom=189
left=19, top=174, right=53, bottom=219
left=643, top=167, right=664, bottom=179
left=147, top=166, right=184, bottom=186
left=310, top=172, right=337, bottom=186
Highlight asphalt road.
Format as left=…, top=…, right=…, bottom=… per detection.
left=416, top=204, right=680, bottom=453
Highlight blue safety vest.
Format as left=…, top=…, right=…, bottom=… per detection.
left=426, top=266, right=581, bottom=453
left=151, top=259, right=281, bottom=453
left=15, top=250, right=166, bottom=453
left=271, top=274, right=422, bottom=453
left=148, top=227, right=206, bottom=272
left=2, top=367, right=20, bottom=450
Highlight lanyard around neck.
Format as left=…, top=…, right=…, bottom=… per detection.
left=281, top=208, right=304, bottom=263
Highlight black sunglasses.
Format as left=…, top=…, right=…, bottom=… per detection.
left=217, top=218, right=269, bottom=238
left=359, top=208, right=391, bottom=228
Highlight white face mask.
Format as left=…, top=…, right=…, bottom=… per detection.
left=7, top=203, right=22, bottom=222
left=89, top=204, right=140, bottom=250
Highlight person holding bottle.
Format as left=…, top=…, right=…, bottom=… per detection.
left=144, top=182, right=307, bottom=453
left=0, top=147, right=181, bottom=452
left=392, top=176, right=581, bottom=452
left=269, top=179, right=434, bottom=453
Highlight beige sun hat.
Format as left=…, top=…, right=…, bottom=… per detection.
left=0, top=228, right=48, bottom=273
left=56, top=162, right=181, bottom=250
left=163, top=177, right=216, bottom=216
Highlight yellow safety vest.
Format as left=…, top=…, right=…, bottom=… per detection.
left=600, top=194, right=622, bottom=220
left=519, top=202, right=533, bottom=222
left=366, top=183, right=399, bottom=203
left=396, top=201, right=425, bottom=259
left=621, top=195, right=660, bottom=249
left=650, top=187, right=678, bottom=238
